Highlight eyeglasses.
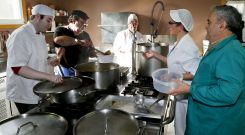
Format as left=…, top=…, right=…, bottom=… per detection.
left=78, top=19, right=89, bottom=27
left=168, top=21, right=181, bottom=25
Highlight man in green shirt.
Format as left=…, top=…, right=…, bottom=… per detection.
left=169, top=5, right=245, bottom=135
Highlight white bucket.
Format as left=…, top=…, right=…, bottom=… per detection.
left=152, top=68, right=183, bottom=93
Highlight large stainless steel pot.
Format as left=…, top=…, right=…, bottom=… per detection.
left=136, top=42, right=168, bottom=77
left=33, top=76, right=95, bottom=104
left=0, top=112, right=68, bottom=135
left=73, top=109, right=139, bottom=135
left=75, top=62, right=120, bottom=90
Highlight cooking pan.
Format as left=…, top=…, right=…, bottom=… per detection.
left=73, top=109, right=140, bottom=135
left=75, top=62, right=120, bottom=90
left=33, top=76, right=95, bottom=104
left=0, top=112, right=68, bottom=135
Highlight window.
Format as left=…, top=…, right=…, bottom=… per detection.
left=0, top=0, right=27, bottom=29
left=226, top=1, right=245, bottom=20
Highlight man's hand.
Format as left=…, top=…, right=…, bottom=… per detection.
left=48, top=74, right=63, bottom=83
left=77, top=39, right=92, bottom=47
left=47, top=57, right=59, bottom=67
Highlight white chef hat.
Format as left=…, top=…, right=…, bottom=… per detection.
left=170, top=9, right=193, bottom=32
left=128, top=14, right=138, bottom=24
left=31, top=4, right=55, bottom=17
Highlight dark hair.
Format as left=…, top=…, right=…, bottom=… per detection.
left=68, top=10, right=89, bottom=23
left=212, top=5, right=243, bottom=41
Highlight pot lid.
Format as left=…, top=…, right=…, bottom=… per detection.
left=73, top=109, right=139, bottom=135
left=33, top=77, right=82, bottom=94
left=0, top=112, right=68, bottom=135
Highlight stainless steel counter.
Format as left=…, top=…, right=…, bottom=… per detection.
left=0, top=57, right=7, bottom=78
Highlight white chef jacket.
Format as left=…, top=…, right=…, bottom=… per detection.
left=167, top=34, right=200, bottom=135
left=167, top=34, right=200, bottom=77
left=112, top=29, right=145, bottom=67
left=6, top=22, right=48, bottom=104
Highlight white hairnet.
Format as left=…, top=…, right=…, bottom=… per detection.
left=31, top=4, right=55, bottom=17
left=170, top=9, right=193, bottom=32
left=128, top=14, right=138, bottom=24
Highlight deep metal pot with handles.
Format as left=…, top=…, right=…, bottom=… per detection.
left=75, top=62, right=120, bottom=90
left=33, top=76, right=96, bottom=104
left=136, top=42, right=168, bottom=77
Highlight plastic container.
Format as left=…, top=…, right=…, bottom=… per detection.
left=98, top=54, right=114, bottom=63
left=152, top=68, right=183, bottom=93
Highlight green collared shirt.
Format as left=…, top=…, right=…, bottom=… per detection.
left=185, top=35, right=245, bottom=135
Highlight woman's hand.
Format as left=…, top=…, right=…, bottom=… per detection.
left=143, top=50, right=155, bottom=59
left=168, top=80, right=190, bottom=96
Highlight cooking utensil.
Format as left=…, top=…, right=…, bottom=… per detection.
left=91, top=47, right=111, bottom=55
left=33, top=76, right=96, bottom=104
left=146, top=97, right=163, bottom=109
left=136, top=42, right=168, bottom=77
left=73, top=109, right=139, bottom=135
left=95, top=95, right=169, bottom=119
left=75, top=62, right=120, bottom=90
left=0, top=112, right=68, bottom=135
left=34, top=77, right=82, bottom=95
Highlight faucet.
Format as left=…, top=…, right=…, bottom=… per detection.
left=150, top=1, right=165, bottom=42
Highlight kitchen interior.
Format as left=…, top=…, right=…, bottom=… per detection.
left=0, top=0, right=244, bottom=135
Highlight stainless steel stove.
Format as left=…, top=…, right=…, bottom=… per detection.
left=28, top=74, right=175, bottom=135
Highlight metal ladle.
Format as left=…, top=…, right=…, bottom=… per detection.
left=91, top=47, right=111, bottom=55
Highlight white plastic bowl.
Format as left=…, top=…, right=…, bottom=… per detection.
left=98, top=54, right=114, bottom=63
left=152, top=68, right=183, bottom=93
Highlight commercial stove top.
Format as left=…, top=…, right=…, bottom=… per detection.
left=28, top=75, right=173, bottom=135
left=120, top=75, right=159, bottom=97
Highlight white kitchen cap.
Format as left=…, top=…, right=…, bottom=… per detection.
left=128, top=14, right=138, bottom=24
left=170, top=9, right=193, bottom=32
left=31, top=4, right=55, bottom=17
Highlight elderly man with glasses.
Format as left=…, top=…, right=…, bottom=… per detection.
left=112, top=13, right=145, bottom=68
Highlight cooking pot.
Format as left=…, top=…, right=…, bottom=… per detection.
left=136, top=42, right=168, bottom=77
left=0, top=112, right=68, bottom=135
left=73, top=109, right=139, bottom=135
left=75, top=62, right=120, bottom=90
left=33, top=76, right=95, bottom=104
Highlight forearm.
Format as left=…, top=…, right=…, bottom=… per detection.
left=18, top=66, right=51, bottom=81
left=55, top=47, right=65, bottom=59
left=153, top=52, right=167, bottom=63
left=54, top=36, right=77, bottom=46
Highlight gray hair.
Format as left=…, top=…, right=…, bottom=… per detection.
left=212, top=5, right=243, bottom=38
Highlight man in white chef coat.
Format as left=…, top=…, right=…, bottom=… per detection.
left=112, top=13, right=145, bottom=68
left=6, top=4, right=63, bottom=114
